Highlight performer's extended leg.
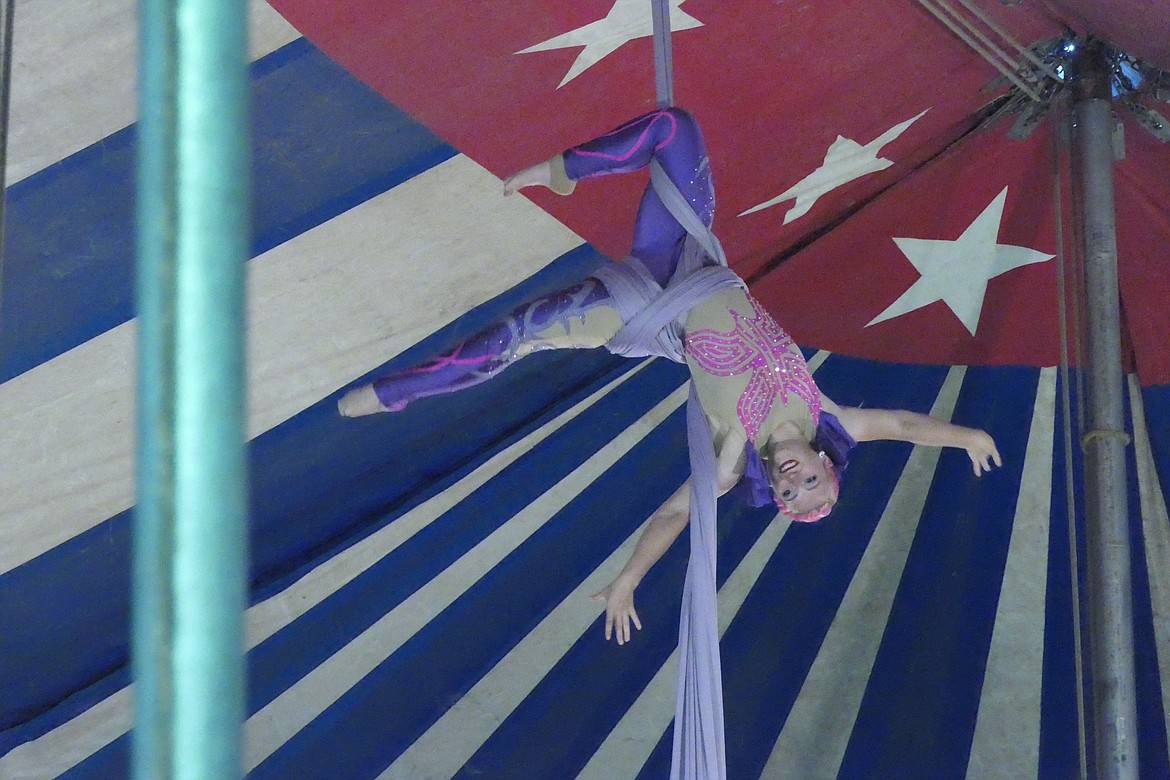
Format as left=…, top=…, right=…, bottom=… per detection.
left=504, top=108, right=716, bottom=287
left=339, top=279, right=622, bottom=416
left=564, top=107, right=715, bottom=286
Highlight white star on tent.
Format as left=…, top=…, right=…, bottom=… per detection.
left=866, top=186, right=1055, bottom=335
left=739, top=109, right=929, bottom=224
left=515, top=0, right=703, bottom=88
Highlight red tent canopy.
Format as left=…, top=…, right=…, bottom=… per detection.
left=272, top=0, right=1170, bottom=384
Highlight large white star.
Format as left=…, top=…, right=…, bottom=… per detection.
left=866, top=187, right=1055, bottom=335
left=739, top=110, right=929, bottom=224
left=516, top=0, right=703, bottom=88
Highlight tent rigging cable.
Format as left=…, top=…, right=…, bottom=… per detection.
left=915, top=0, right=1060, bottom=101
left=951, top=0, right=1054, bottom=76
left=1052, top=93, right=1090, bottom=780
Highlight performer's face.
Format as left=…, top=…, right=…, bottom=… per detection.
left=768, top=441, right=838, bottom=518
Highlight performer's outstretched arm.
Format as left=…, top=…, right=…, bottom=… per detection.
left=826, top=396, right=1002, bottom=477
left=591, top=435, right=744, bottom=645
left=590, top=480, right=689, bottom=645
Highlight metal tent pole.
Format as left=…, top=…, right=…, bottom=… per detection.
left=134, top=0, right=251, bottom=776
left=1072, top=42, right=1139, bottom=780
left=132, top=0, right=178, bottom=774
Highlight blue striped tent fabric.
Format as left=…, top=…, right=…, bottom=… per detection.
left=2, top=6, right=1169, bottom=780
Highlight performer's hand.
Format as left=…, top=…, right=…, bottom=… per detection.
left=966, top=430, right=1002, bottom=476
left=591, top=575, right=642, bottom=646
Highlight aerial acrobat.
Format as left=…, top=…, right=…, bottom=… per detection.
left=338, top=107, right=1001, bottom=644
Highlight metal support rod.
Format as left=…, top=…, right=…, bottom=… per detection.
left=1051, top=97, right=1090, bottom=780
left=132, top=0, right=178, bottom=775
left=1073, top=44, right=1140, bottom=780
left=916, top=0, right=1043, bottom=101
left=953, top=0, right=1059, bottom=80
left=173, top=0, right=251, bottom=773
left=133, top=0, right=251, bottom=777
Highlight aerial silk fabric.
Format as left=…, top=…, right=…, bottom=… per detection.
left=596, top=158, right=740, bottom=780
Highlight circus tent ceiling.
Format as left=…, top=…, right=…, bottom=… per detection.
left=270, top=0, right=1170, bottom=383
left=1, top=1, right=1169, bottom=778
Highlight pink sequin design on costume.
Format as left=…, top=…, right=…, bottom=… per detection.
left=684, top=295, right=822, bottom=441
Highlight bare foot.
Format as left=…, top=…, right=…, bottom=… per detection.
left=503, top=155, right=575, bottom=197
left=338, top=385, right=389, bottom=417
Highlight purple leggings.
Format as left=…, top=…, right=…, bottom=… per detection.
left=564, top=107, right=714, bottom=287
left=373, top=108, right=714, bottom=412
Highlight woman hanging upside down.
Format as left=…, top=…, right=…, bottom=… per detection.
left=338, top=107, right=1002, bottom=645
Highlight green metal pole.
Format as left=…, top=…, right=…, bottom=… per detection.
left=132, top=0, right=177, bottom=776
left=171, top=0, right=250, bottom=776
left=134, top=0, right=250, bottom=776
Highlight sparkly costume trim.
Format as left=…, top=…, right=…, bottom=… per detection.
left=684, top=295, right=822, bottom=441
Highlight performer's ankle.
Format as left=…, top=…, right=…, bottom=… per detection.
left=548, top=153, right=576, bottom=195
left=338, top=385, right=396, bottom=417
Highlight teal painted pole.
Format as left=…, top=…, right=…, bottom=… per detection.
left=172, top=0, right=250, bottom=776
left=132, top=0, right=177, bottom=776
left=133, top=0, right=250, bottom=776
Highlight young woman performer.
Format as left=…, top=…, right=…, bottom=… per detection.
left=339, top=108, right=1001, bottom=644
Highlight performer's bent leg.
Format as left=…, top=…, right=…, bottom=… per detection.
left=339, top=279, right=622, bottom=416
left=563, top=107, right=714, bottom=286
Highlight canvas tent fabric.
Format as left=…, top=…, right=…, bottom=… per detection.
left=1, top=0, right=1169, bottom=777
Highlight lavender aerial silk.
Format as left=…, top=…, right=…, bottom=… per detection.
left=367, top=107, right=755, bottom=777
left=596, top=158, right=740, bottom=780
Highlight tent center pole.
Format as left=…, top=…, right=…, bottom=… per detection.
left=1072, top=41, right=1139, bottom=780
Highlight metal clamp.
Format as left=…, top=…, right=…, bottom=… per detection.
left=1080, top=428, right=1132, bottom=447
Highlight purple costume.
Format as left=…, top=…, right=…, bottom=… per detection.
left=370, top=109, right=719, bottom=412
left=368, top=108, right=850, bottom=485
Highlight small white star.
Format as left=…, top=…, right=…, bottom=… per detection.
left=515, top=0, right=703, bottom=88
left=865, top=187, right=1055, bottom=335
left=740, top=110, right=929, bottom=224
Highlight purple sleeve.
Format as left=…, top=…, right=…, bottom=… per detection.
left=814, top=411, right=857, bottom=473
left=736, top=442, right=775, bottom=508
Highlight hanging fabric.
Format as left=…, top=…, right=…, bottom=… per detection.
left=642, top=10, right=735, bottom=761
left=652, top=166, right=730, bottom=780
left=593, top=169, right=732, bottom=780
left=650, top=0, right=674, bottom=108
left=591, top=138, right=732, bottom=778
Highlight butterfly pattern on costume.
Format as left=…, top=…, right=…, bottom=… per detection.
left=684, top=294, right=823, bottom=441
